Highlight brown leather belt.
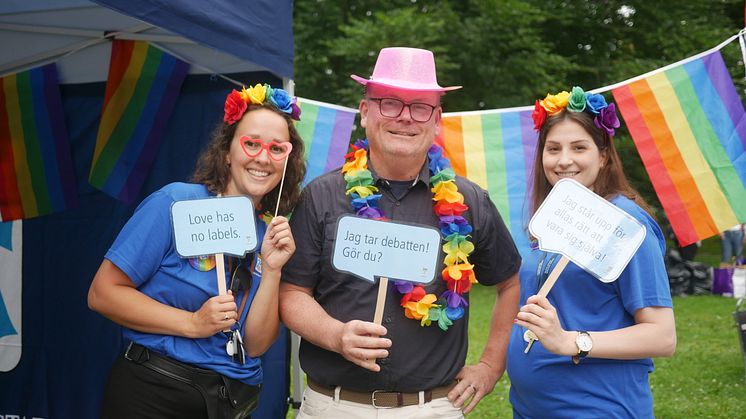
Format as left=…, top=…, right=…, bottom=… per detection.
left=307, top=378, right=455, bottom=408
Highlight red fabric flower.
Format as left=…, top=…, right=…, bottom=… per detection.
left=434, top=202, right=469, bottom=216
left=400, top=285, right=426, bottom=305
left=532, top=99, right=547, bottom=131
left=442, top=266, right=476, bottom=294
left=224, top=90, right=248, bottom=125
left=445, top=276, right=474, bottom=294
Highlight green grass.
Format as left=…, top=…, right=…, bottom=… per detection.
left=696, top=237, right=723, bottom=267
left=287, top=287, right=746, bottom=418
left=464, top=289, right=746, bottom=418
left=651, top=296, right=745, bottom=418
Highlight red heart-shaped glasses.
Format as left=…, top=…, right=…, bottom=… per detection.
left=239, top=136, right=293, bottom=161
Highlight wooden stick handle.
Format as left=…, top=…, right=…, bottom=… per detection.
left=537, top=255, right=569, bottom=298
left=273, top=156, right=290, bottom=217
left=373, top=277, right=389, bottom=325
left=215, top=253, right=230, bottom=332
left=216, top=253, right=227, bottom=295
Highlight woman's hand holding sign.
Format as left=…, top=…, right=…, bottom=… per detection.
left=521, top=178, right=647, bottom=356
left=260, top=216, right=295, bottom=273
left=515, top=295, right=576, bottom=356
left=188, top=292, right=239, bottom=338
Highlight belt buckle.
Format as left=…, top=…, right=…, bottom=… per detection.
left=124, top=342, right=148, bottom=363
left=371, top=390, right=395, bottom=409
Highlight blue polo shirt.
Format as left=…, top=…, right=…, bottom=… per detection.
left=105, top=182, right=266, bottom=385
left=506, top=196, right=672, bottom=418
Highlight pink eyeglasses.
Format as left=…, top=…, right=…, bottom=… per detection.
left=239, top=136, right=293, bottom=161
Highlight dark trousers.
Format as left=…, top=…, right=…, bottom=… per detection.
left=101, top=354, right=209, bottom=419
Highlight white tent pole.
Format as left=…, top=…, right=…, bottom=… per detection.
left=149, top=42, right=243, bottom=87
left=114, top=33, right=193, bottom=44
left=0, top=38, right=102, bottom=76
left=0, top=22, right=103, bottom=38
left=0, top=22, right=192, bottom=44
left=0, top=23, right=153, bottom=77
left=282, top=76, right=304, bottom=416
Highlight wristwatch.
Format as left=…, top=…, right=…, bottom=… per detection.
left=572, top=331, right=593, bottom=365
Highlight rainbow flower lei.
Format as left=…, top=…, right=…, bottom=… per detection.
left=341, top=139, right=477, bottom=331
left=224, top=83, right=301, bottom=125
left=532, top=86, right=620, bottom=136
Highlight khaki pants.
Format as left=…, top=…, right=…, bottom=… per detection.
left=296, top=387, right=465, bottom=419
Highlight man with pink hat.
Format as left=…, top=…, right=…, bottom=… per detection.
left=280, top=47, right=521, bottom=418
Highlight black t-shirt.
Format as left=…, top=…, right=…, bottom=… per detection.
left=281, top=158, right=521, bottom=392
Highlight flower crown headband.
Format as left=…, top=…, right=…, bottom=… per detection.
left=224, top=83, right=301, bottom=125
left=532, top=86, right=620, bottom=136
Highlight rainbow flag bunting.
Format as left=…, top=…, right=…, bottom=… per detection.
left=438, top=109, right=538, bottom=252
left=89, top=40, right=189, bottom=203
left=612, top=50, right=746, bottom=246
left=295, top=98, right=357, bottom=184
left=0, top=63, right=77, bottom=221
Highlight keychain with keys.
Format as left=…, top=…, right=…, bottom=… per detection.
left=232, top=329, right=246, bottom=365
left=225, top=330, right=236, bottom=356
left=225, top=330, right=246, bottom=364
left=523, top=329, right=538, bottom=354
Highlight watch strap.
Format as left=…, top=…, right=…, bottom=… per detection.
left=572, top=331, right=591, bottom=365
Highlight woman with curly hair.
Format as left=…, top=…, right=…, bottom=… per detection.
left=89, top=84, right=305, bottom=419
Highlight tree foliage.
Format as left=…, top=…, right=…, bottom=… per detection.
left=294, top=0, right=743, bottom=107
left=293, top=0, right=745, bottom=214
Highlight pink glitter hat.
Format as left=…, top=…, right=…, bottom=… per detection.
left=351, top=47, right=461, bottom=92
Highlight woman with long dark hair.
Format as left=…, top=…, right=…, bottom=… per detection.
left=507, top=87, right=676, bottom=418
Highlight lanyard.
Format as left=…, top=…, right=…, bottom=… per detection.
left=535, top=252, right=560, bottom=293
left=225, top=254, right=255, bottom=330
left=223, top=256, right=255, bottom=365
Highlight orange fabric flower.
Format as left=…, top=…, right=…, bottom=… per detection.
left=539, top=91, right=570, bottom=115
left=342, top=149, right=368, bottom=174
left=403, top=294, right=437, bottom=321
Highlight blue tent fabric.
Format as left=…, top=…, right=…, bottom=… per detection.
left=0, top=72, right=290, bottom=419
left=91, top=0, right=294, bottom=79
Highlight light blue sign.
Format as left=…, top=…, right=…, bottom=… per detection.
left=332, top=215, right=441, bottom=283
left=171, top=196, right=258, bottom=258
left=529, top=178, right=646, bottom=282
